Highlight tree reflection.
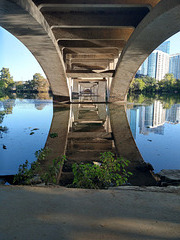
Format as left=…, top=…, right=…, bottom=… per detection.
left=0, top=98, right=15, bottom=138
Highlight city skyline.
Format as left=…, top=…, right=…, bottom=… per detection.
left=0, top=26, right=180, bottom=82
left=139, top=40, right=180, bottom=80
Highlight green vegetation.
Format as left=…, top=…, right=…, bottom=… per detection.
left=0, top=67, right=50, bottom=99
left=13, top=150, right=132, bottom=189
left=0, top=68, right=14, bottom=97
left=16, top=73, right=49, bottom=92
left=129, top=74, right=180, bottom=94
left=13, top=148, right=66, bottom=185
left=50, top=132, right=58, bottom=138
left=42, top=155, right=66, bottom=185
left=71, top=152, right=132, bottom=189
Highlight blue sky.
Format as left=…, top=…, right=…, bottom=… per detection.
left=0, top=26, right=180, bottom=82
left=0, top=27, right=45, bottom=82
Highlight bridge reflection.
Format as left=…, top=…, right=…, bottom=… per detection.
left=45, top=101, right=157, bottom=186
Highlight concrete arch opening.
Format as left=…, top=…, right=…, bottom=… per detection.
left=0, top=0, right=69, bottom=101
left=110, top=0, right=180, bottom=101
left=0, top=27, right=46, bottom=82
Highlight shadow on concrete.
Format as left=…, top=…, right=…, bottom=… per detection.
left=0, top=186, right=179, bottom=240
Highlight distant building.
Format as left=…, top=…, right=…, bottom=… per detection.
left=139, top=41, right=170, bottom=80
left=147, top=51, right=157, bottom=78
left=155, top=50, right=169, bottom=81
left=140, top=58, right=148, bottom=76
left=156, top=41, right=170, bottom=54
left=147, top=50, right=169, bottom=80
left=169, top=53, right=180, bottom=79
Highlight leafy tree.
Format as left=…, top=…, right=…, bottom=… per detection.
left=16, top=73, right=49, bottom=92
left=33, top=73, right=49, bottom=92
left=129, top=73, right=179, bottom=94
left=129, top=78, right=146, bottom=92
left=0, top=68, right=14, bottom=92
left=164, top=73, right=175, bottom=82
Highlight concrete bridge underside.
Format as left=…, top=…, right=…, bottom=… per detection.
left=0, top=0, right=180, bottom=102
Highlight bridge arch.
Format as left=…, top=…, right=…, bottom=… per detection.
left=1, top=1, right=180, bottom=103
left=111, top=0, right=180, bottom=101
left=0, top=0, right=69, bottom=100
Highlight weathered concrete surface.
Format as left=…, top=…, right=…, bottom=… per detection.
left=0, top=186, right=180, bottom=240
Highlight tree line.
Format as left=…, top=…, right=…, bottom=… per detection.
left=0, top=67, right=50, bottom=97
left=129, top=74, right=180, bottom=94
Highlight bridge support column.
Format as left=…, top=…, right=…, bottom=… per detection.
left=98, top=80, right=106, bottom=102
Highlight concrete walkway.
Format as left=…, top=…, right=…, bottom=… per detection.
left=0, top=186, right=180, bottom=240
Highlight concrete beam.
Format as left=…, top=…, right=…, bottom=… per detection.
left=59, top=40, right=126, bottom=49
left=63, top=48, right=120, bottom=56
left=74, top=79, right=106, bottom=82
left=71, top=62, right=109, bottom=71
left=44, top=9, right=149, bottom=28
left=70, top=59, right=113, bottom=64
left=67, top=70, right=114, bottom=78
left=53, top=28, right=134, bottom=41
left=66, top=54, right=116, bottom=60
left=33, top=0, right=160, bottom=8
left=110, top=0, right=180, bottom=101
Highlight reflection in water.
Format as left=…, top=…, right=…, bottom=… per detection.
left=45, top=102, right=156, bottom=186
left=61, top=103, right=117, bottom=185
left=0, top=98, right=53, bottom=176
left=127, top=101, right=180, bottom=138
left=127, top=100, right=180, bottom=172
left=0, top=99, right=15, bottom=138
left=1, top=95, right=180, bottom=185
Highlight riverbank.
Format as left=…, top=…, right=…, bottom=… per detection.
left=0, top=185, right=179, bottom=240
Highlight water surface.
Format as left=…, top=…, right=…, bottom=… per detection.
left=0, top=98, right=53, bottom=175
left=127, top=96, right=180, bottom=173
left=0, top=94, right=180, bottom=178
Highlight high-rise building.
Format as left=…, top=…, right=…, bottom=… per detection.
left=155, top=50, right=169, bottom=81
left=169, top=53, right=180, bottom=79
left=140, top=58, right=148, bottom=76
left=139, top=41, right=170, bottom=80
left=156, top=41, right=170, bottom=54
left=147, top=51, right=157, bottom=78
left=147, top=50, right=169, bottom=80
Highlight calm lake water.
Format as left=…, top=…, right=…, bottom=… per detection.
left=0, top=98, right=53, bottom=175
left=126, top=98, right=180, bottom=173
left=0, top=95, right=180, bottom=177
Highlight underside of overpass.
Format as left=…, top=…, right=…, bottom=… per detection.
left=0, top=0, right=180, bottom=102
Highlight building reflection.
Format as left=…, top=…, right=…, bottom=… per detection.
left=127, top=101, right=180, bottom=139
